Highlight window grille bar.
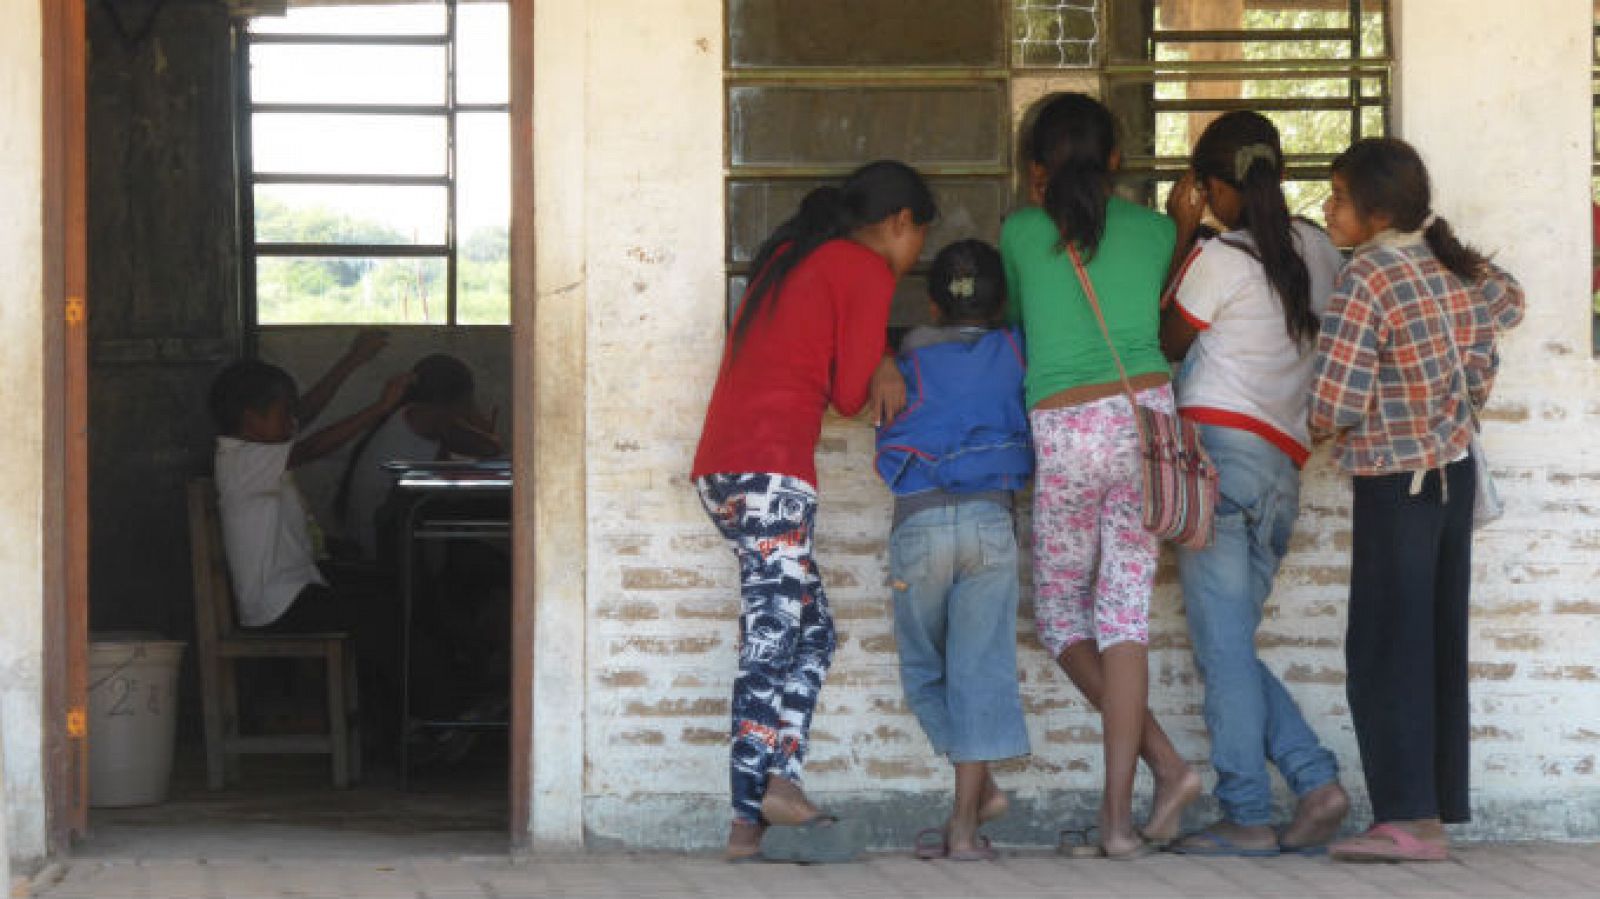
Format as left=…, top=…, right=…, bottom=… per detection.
left=255, top=243, right=451, bottom=257
left=248, top=33, right=450, bottom=47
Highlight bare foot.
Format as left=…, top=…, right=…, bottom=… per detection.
left=1173, top=819, right=1278, bottom=854
left=760, top=775, right=823, bottom=826
left=725, top=819, right=766, bottom=861
left=1390, top=817, right=1449, bottom=849
left=1280, top=782, right=1350, bottom=850
left=978, top=772, right=1010, bottom=825
left=945, top=812, right=982, bottom=856
left=1100, top=824, right=1148, bottom=859
left=1141, top=766, right=1202, bottom=845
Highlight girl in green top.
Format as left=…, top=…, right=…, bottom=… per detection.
left=1004, top=92, right=1199, bottom=859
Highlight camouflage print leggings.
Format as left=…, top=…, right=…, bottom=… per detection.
left=696, top=473, right=836, bottom=824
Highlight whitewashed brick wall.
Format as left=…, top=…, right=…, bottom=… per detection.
left=563, top=0, right=1600, bottom=847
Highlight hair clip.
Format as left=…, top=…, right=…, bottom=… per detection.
left=948, top=276, right=977, bottom=300
left=1233, top=144, right=1278, bottom=183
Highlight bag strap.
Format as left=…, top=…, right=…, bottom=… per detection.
left=1067, top=245, right=1145, bottom=416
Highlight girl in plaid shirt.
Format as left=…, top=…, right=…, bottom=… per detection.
left=1309, top=138, right=1524, bottom=863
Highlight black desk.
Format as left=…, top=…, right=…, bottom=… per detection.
left=384, top=461, right=511, bottom=786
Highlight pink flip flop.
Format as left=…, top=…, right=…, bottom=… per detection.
left=948, top=835, right=998, bottom=862
left=1330, top=823, right=1449, bottom=863
left=913, top=827, right=948, bottom=860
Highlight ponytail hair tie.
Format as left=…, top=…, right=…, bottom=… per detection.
left=1233, top=143, right=1279, bottom=183
left=1421, top=212, right=1438, bottom=231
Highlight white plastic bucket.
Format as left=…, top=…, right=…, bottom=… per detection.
left=88, top=636, right=186, bottom=808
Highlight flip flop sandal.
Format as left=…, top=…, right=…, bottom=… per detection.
left=913, top=827, right=948, bottom=860
left=761, top=814, right=867, bottom=864
left=1171, top=829, right=1282, bottom=858
left=1330, top=824, right=1449, bottom=863
left=726, top=852, right=767, bottom=864
left=1278, top=840, right=1331, bottom=857
left=1058, top=826, right=1105, bottom=859
left=1104, top=839, right=1157, bottom=862
left=947, top=835, right=998, bottom=862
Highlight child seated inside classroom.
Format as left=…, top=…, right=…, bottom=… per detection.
left=207, top=330, right=412, bottom=634
left=873, top=240, right=1033, bottom=861
left=335, top=352, right=504, bottom=563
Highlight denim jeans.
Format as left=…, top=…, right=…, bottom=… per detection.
left=1176, top=424, right=1338, bottom=826
left=891, top=500, right=1030, bottom=763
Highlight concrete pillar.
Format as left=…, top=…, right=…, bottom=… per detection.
left=527, top=0, right=590, bottom=850
left=0, top=0, right=49, bottom=873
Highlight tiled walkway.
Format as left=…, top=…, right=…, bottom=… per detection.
left=33, top=843, right=1600, bottom=898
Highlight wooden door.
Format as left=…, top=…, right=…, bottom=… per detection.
left=42, top=0, right=90, bottom=849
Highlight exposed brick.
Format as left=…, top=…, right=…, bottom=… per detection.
left=1044, top=726, right=1101, bottom=745
left=1531, top=665, right=1598, bottom=682
left=864, top=759, right=938, bottom=780
left=597, top=601, right=663, bottom=621
left=611, top=636, right=721, bottom=655
left=1469, top=661, right=1517, bottom=681
left=1554, top=600, right=1600, bottom=615
left=623, top=697, right=726, bottom=718
left=1283, top=664, right=1344, bottom=685
left=598, top=669, right=649, bottom=688
left=616, top=729, right=665, bottom=746
left=679, top=727, right=725, bottom=746
left=622, top=567, right=721, bottom=590
left=1487, top=630, right=1544, bottom=651
left=674, top=598, right=739, bottom=620
left=857, top=634, right=897, bottom=654
left=1472, top=725, right=1520, bottom=741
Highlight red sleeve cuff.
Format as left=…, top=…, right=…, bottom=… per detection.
left=1175, top=301, right=1211, bottom=332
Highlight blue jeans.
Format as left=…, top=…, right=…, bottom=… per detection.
left=891, top=501, right=1030, bottom=763
left=1176, top=425, right=1338, bottom=826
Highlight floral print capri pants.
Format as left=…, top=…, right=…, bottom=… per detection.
left=1029, top=385, right=1173, bottom=657
left=696, top=473, right=836, bottom=824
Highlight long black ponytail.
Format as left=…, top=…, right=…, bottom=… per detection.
left=1027, top=93, right=1117, bottom=260
left=1331, top=137, right=1489, bottom=283
left=1191, top=111, right=1317, bottom=346
left=733, top=159, right=937, bottom=352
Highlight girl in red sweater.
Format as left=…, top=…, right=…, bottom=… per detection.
left=693, top=160, right=936, bottom=863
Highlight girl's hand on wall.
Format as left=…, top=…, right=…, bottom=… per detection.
left=867, top=356, right=907, bottom=427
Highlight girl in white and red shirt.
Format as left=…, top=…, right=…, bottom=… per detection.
left=692, top=160, right=934, bottom=863
left=1162, top=112, right=1350, bottom=858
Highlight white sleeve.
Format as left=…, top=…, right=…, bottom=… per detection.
left=1173, top=240, right=1241, bottom=330
left=218, top=440, right=294, bottom=497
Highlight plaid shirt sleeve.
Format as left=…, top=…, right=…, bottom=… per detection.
left=1309, top=269, right=1384, bottom=437
left=1478, top=262, right=1526, bottom=333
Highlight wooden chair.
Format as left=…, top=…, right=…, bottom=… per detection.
left=187, top=477, right=359, bottom=790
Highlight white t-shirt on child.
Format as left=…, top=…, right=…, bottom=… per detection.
left=345, top=408, right=442, bottom=559
left=1172, top=220, right=1344, bottom=466
left=215, top=437, right=326, bottom=627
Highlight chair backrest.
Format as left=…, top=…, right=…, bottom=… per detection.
left=187, top=477, right=240, bottom=647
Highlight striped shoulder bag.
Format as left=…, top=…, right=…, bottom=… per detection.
left=1068, top=246, right=1218, bottom=550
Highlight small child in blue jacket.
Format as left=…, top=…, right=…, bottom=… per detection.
left=875, top=239, right=1032, bottom=861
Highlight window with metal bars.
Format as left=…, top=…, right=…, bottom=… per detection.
left=1100, top=0, right=1391, bottom=225
left=239, top=0, right=510, bottom=327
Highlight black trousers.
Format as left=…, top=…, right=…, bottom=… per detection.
left=1346, top=457, right=1474, bottom=824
